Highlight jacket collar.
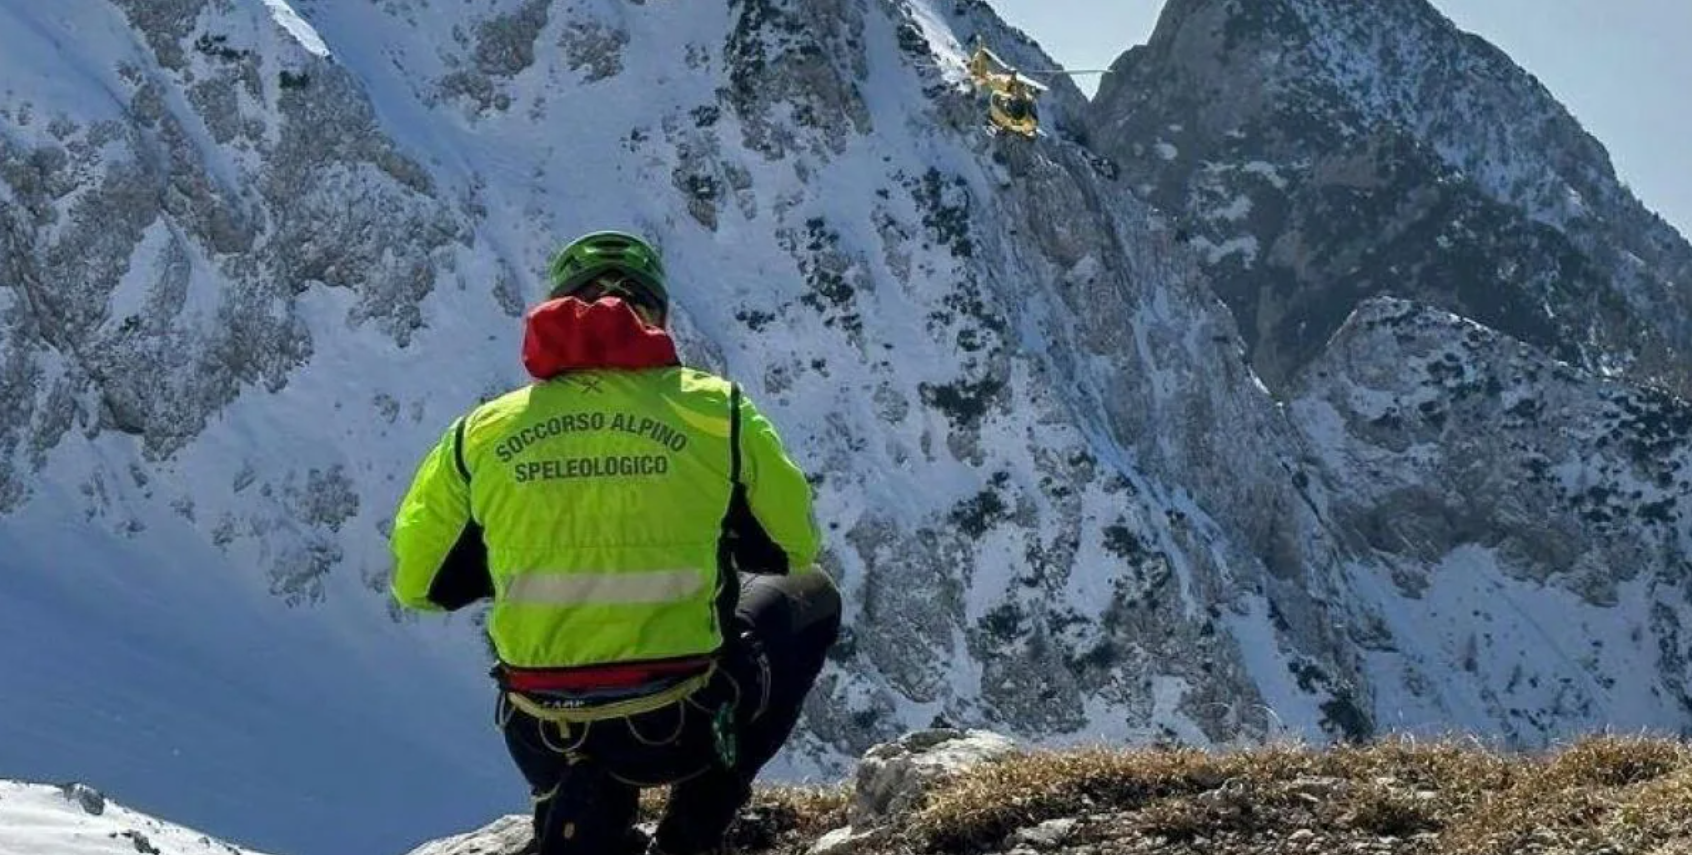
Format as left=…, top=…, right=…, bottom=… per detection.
left=521, top=297, right=680, bottom=380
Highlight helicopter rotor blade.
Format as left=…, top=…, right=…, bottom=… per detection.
left=978, top=46, right=1014, bottom=70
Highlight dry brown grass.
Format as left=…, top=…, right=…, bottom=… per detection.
left=640, top=781, right=852, bottom=851
left=905, top=736, right=1532, bottom=851
left=1444, top=736, right=1692, bottom=855
left=909, top=746, right=1225, bottom=850
left=738, top=734, right=1692, bottom=855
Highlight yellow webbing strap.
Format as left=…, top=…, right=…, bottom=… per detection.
left=504, top=665, right=717, bottom=725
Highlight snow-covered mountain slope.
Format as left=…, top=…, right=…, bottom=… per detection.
left=1088, top=0, right=1692, bottom=395
left=0, top=1, right=1315, bottom=850
left=0, top=780, right=268, bottom=855
left=2, top=0, right=1689, bottom=853
left=1287, top=297, right=1692, bottom=743
left=0, top=485, right=516, bottom=855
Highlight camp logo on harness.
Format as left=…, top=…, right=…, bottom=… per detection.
left=514, top=455, right=669, bottom=482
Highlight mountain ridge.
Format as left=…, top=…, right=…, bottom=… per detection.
left=1089, top=0, right=1692, bottom=395
left=1, top=1, right=1689, bottom=853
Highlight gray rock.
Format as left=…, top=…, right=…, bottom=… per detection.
left=58, top=782, right=105, bottom=816
left=847, top=729, right=1019, bottom=827
left=402, top=814, right=530, bottom=855
left=806, top=825, right=889, bottom=855
left=1010, top=817, right=1079, bottom=850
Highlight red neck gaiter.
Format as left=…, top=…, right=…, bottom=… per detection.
left=521, top=297, right=680, bottom=380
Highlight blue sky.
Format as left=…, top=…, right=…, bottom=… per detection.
left=986, top=0, right=1692, bottom=242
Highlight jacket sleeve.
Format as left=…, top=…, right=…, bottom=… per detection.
left=390, top=418, right=493, bottom=612
left=734, top=393, right=823, bottom=573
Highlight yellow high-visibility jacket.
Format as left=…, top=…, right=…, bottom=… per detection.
left=390, top=307, right=821, bottom=670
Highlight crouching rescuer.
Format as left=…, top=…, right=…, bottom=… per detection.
left=390, top=231, right=842, bottom=855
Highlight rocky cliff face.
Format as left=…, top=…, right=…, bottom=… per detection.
left=0, top=0, right=1340, bottom=763
left=1088, top=0, right=1692, bottom=396
left=1287, top=297, right=1692, bottom=743
left=2, top=1, right=1689, bottom=852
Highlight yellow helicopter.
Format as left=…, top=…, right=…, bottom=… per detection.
left=964, top=39, right=1109, bottom=138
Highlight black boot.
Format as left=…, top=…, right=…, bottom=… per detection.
left=652, top=766, right=750, bottom=855
left=531, top=763, right=640, bottom=855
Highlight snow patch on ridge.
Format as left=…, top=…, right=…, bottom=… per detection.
left=0, top=780, right=273, bottom=855
left=259, top=0, right=329, bottom=57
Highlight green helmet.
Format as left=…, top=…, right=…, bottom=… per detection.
left=546, top=230, right=668, bottom=319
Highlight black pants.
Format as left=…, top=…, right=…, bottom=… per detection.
left=501, top=571, right=841, bottom=855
